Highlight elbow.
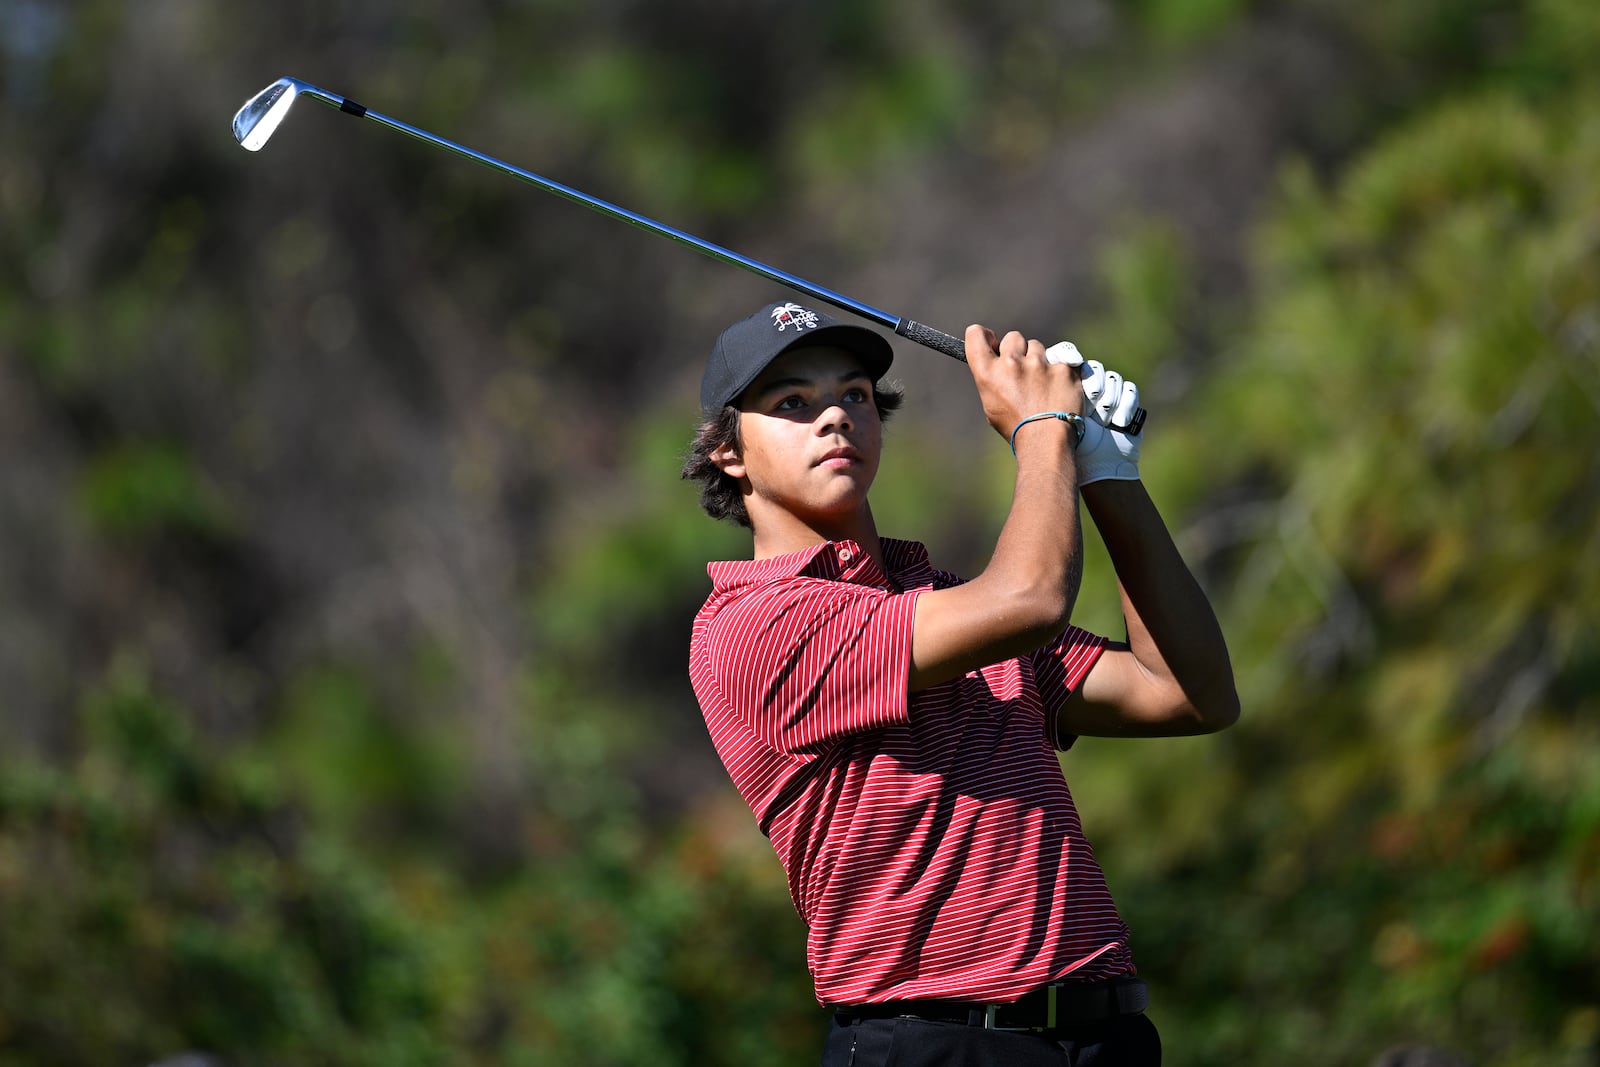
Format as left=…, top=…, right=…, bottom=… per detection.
left=1015, top=586, right=1079, bottom=649
left=1201, top=690, right=1241, bottom=733
left=1187, top=684, right=1240, bottom=734
left=1151, top=672, right=1239, bottom=735
left=1170, top=656, right=1240, bottom=734
left=966, top=566, right=1081, bottom=659
left=986, top=572, right=1079, bottom=649
left=1032, top=562, right=1085, bottom=641
left=976, top=549, right=1082, bottom=651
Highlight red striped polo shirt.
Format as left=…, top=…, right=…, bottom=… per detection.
left=689, top=537, right=1134, bottom=1006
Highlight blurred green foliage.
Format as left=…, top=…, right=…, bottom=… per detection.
left=2, top=1, right=1597, bottom=1065
left=0, top=660, right=450, bottom=1066
left=77, top=444, right=232, bottom=539
left=1067, top=14, right=1600, bottom=1064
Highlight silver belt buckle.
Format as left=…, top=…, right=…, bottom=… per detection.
left=981, top=1004, right=1020, bottom=1031
left=982, top=985, right=1057, bottom=1032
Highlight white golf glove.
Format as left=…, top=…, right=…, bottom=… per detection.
left=1045, top=341, right=1142, bottom=484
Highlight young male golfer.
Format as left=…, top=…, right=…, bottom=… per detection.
left=684, top=300, right=1238, bottom=1066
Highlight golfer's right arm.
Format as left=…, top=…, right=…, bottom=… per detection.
left=908, top=324, right=1087, bottom=692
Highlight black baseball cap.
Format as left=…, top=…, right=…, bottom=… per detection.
left=700, top=301, right=894, bottom=417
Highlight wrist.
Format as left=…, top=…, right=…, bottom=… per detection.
left=1009, top=411, right=1085, bottom=455
left=1073, top=417, right=1142, bottom=484
left=1078, top=463, right=1142, bottom=486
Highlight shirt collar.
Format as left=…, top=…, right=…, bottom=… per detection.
left=707, top=537, right=934, bottom=594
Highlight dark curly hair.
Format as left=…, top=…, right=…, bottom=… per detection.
left=681, top=381, right=905, bottom=529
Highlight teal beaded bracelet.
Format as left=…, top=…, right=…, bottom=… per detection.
left=1009, top=411, right=1086, bottom=454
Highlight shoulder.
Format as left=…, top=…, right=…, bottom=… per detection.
left=738, top=572, right=885, bottom=614
left=699, top=573, right=875, bottom=641
left=880, top=537, right=967, bottom=592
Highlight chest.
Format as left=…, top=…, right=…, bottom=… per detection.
left=885, top=657, right=1046, bottom=769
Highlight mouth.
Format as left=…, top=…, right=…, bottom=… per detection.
left=816, top=445, right=862, bottom=469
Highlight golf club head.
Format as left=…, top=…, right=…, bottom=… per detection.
left=232, top=77, right=303, bottom=151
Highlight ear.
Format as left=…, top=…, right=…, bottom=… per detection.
left=709, top=439, right=746, bottom=480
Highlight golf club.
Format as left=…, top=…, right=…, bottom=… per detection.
left=232, top=76, right=1145, bottom=433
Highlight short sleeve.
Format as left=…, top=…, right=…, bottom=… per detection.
left=1030, top=624, right=1108, bottom=751
left=702, top=578, right=920, bottom=754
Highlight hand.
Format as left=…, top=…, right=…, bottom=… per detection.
left=1046, top=342, right=1142, bottom=483
left=1044, top=342, right=1141, bottom=428
left=966, top=326, right=1084, bottom=447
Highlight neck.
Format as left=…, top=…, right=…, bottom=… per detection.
left=750, top=503, right=884, bottom=566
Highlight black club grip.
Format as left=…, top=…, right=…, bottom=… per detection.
left=893, top=317, right=1147, bottom=436
left=894, top=318, right=969, bottom=363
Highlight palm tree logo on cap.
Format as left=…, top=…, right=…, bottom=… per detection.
left=770, top=302, right=821, bottom=333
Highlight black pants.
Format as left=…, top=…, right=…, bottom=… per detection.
left=820, top=1012, right=1162, bottom=1067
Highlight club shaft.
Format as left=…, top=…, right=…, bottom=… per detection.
left=295, top=86, right=970, bottom=362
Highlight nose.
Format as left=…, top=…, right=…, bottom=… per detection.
left=816, top=396, right=853, bottom=435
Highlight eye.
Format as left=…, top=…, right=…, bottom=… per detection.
left=843, top=386, right=870, bottom=403
left=774, top=394, right=806, bottom=411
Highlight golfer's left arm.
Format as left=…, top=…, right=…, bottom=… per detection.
left=1062, top=479, right=1239, bottom=737
left=1042, top=342, right=1238, bottom=738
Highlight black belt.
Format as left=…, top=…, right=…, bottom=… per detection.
left=837, top=976, right=1148, bottom=1032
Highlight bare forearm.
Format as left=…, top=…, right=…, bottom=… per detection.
left=909, top=428, right=1082, bottom=689
left=995, top=432, right=1083, bottom=598
left=909, top=326, right=1089, bottom=691
left=1082, top=479, right=1238, bottom=724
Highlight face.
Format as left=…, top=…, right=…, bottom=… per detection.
left=712, top=345, right=883, bottom=533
